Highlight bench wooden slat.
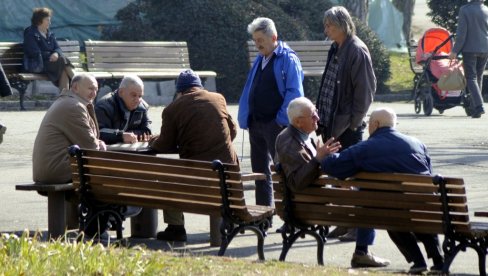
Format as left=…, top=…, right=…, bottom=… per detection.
left=83, top=174, right=245, bottom=196
left=77, top=149, right=240, bottom=171
left=15, top=183, right=74, bottom=192
left=247, top=40, right=332, bottom=77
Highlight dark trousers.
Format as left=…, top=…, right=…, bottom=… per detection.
left=463, top=52, right=488, bottom=109
left=388, top=231, right=443, bottom=264
left=248, top=119, right=283, bottom=207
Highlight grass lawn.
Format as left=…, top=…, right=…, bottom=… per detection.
left=386, top=51, right=416, bottom=93
left=0, top=231, right=405, bottom=276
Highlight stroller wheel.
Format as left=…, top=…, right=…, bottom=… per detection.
left=423, top=92, right=433, bottom=116
left=414, top=97, right=421, bottom=114
left=438, top=109, right=444, bottom=114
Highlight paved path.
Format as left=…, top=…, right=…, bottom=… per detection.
left=0, top=101, right=486, bottom=275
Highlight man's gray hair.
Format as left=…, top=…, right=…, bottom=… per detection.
left=323, top=6, right=356, bottom=37
left=247, top=17, right=277, bottom=37
left=119, top=74, right=144, bottom=89
left=287, top=97, right=315, bottom=123
left=71, top=72, right=96, bottom=86
left=370, top=107, right=397, bottom=128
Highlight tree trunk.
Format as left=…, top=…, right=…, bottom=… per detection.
left=343, top=0, right=369, bottom=23
left=393, top=0, right=416, bottom=45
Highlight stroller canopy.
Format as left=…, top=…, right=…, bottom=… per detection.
left=416, top=28, right=453, bottom=64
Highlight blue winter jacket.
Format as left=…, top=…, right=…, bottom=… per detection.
left=238, top=41, right=304, bottom=129
left=321, top=127, right=432, bottom=179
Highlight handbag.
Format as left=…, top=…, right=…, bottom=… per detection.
left=437, top=61, right=466, bottom=91
left=23, top=53, right=43, bottom=73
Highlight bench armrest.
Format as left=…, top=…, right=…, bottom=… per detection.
left=474, top=212, right=488, bottom=217
left=15, top=183, right=74, bottom=192
left=241, top=173, right=266, bottom=181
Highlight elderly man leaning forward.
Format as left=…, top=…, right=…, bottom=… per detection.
left=32, top=73, right=106, bottom=232
left=95, top=74, right=152, bottom=145
left=275, top=97, right=390, bottom=269
left=149, top=69, right=239, bottom=242
left=320, top=107, right=444, bottom=274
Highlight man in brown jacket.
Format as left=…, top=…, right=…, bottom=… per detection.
left=149, top=69, right=238, bottom=242
left=32, top=73, right=105, bottom=231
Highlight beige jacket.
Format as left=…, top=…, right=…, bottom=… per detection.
left=32, top=90, right=100, bottom=183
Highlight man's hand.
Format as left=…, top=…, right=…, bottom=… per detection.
left=122, top=132, right=138, bottom=143
left=98, top=140, right=107, bottom=151
left=137, top=132, right=152, bottom=142
left=49, top=52, right=59, bottom=62
left=448, top=52, right=457, bottom=60
left=315, top=137, right=341, bottom=162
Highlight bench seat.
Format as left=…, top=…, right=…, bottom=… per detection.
left=0, top=41, right=84, bottom=110
left=15, top=182, right=75, bottom=238
left=84, top=40, right=217, bottom=91
left=273, top=170, right=488, bottom=275
left=70, top=146, right=274, bottom=259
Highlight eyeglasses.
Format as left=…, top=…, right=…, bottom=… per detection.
left=299, top=110, right=319, bottom=120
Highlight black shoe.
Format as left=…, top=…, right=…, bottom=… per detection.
left=275, top=224, right=288, bottom=233
left=471, top=106, right=485, bottom=118
left=327, top=226, right=348, bottom=238
left=0, top=124, right=5, bottom=144
left=428, top=264, right=445, bottom=275
left=156, top=225, right=187, bottom=242
left=408, top=262, right=428, bottom=274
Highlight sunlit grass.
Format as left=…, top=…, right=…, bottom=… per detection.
left=386, top=51, right=416, bottom=93
left=0, top=230, right=404, bottom=275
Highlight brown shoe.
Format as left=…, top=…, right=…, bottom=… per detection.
left=156, top=225, right=187, bottom=242
left=351, top=251, right=390, bottom=268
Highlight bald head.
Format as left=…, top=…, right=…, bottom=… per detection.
left=71, top=73, right=98, bottom=103
left=368, top=107, right=397, bottom=135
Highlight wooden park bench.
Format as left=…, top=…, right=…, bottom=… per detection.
left=247, top=40, right=332, bottom=77
left=84, top=40, right=217, bottom=91
left=15, top=182, right=75, bottom=238
left=69, top=145, right=274, bottom=260
left=0, top=41, right=84, bottom=110
left=273, top=169, right=488, bottom=275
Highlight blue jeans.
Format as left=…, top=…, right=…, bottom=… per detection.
left=356, top=228, right=376, bottom=246
left=462, top=52, right=488, bottom=109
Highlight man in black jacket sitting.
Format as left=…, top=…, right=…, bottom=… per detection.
left=95, top=74, right=152, bottom=145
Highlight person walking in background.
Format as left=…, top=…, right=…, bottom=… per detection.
left=149, top=69, right=238, bottom=242
left=238, top=17, right=304, bottom=208
left=275, top=97, right=391, bottom=269
left=449, top=0, right=488, bottom=118
left=95, top=74, right=152, bottom=145
left=0, top=62, right=12, bottom=144
left=315, top=6, right=376, bottom=241
left=23, top=7, right=74, bottom=92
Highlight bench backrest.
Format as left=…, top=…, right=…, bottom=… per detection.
left=0, top=41, right=83, bottom=75
left=408, top=42, right=423, bottom=75
left=273, top=171, right=471, bottom=234
left=84, top=41, right=191, bottom=73
left=247, top=40, right=332, bottom=77
left=70, top=148, right=248, bottom=216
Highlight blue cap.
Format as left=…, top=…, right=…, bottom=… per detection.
left=176, top=69, right=202, bottom=92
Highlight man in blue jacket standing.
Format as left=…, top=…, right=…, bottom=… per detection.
left=238, top=17, right=304, bottom=208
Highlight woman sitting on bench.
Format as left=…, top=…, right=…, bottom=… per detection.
left=23, top=7, right=74, bottom=92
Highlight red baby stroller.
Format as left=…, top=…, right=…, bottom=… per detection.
left=413, top=28, right=471, bottom=116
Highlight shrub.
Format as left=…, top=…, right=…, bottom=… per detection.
left=103, top=0, right=390, bottom=102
